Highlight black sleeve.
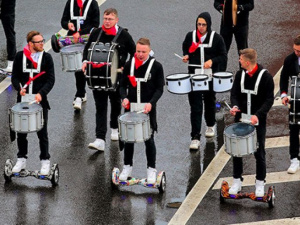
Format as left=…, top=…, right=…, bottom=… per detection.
left=280, top=56, right=292, bottom=95
left=11, top=52, right=23, bottom=91
left=182, top=32, right=192, bottom=56
left=240, top=0, right=254, bottom=11
left=82, top=28, right=99, bottom=60
left=119, top=62, right=130, bottom=100
left=38, top=54, right=55, bottom=99
left=211, top=34, right=227, bottom=71
left=149, top=62, right=164, bottom=106
left=214, top=0, right=224, bottom=11
left=61, top=0, right=71, bottom=31
left=79, top=1, right=100, bottom=35
left=230, top=71, right=242, bottom=108
left=118, top=30, right=135, bottom=68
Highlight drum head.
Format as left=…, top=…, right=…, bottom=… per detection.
left=119, top=112, right=148, bottom=123
left=191, top=74, right=208, bottom=81
left=11, top=102, right=42, bottom=113
left=166, top=73, right=190, bottom=80
left=225, top=122, right=255, bottom=137
left=110, top=46, right=118, bottom=87
left=60, top=44, right=85, bottom=53
left=213, top=72, right=233, bottom=78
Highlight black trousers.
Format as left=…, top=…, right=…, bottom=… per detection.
left=289, top=123, right=300, bottom=159
left=17, top=109, right=50, bottom=160
left=220, top=25, right=249, bottom=53
left=92, top=89, right=121, bottom=140
left=232, top=124, right=266, bottom=181
left=0, top=0, right=16, bottom=61
left=124, top=134, right=156, bottom=168
left=188, top=81, right=215, bottom=140
left=74, top=71, right=86, bottom=98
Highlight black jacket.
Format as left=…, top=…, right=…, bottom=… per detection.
left=82, top=26, right=135, bottom=68
left=61, top=0, right=100, bottom=36
left=182, top=12, right=227, bottom=73
left=12, top=51, right=55, bottom=109
left=214, top=0, right=254, bottom=27
left=230, top=64, right=274, bottom=125
left=280, top=52, right=300, bottom=95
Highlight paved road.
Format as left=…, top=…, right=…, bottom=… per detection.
left=0, top=0, right=299, bottom=225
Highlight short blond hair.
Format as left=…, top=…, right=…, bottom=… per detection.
left=239, top=48, right=257, bottom=64
left=137, top=38, right=151, bottom=47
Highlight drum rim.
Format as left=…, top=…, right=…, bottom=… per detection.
left=118, top=112, right=150, bottom=124
left=166, top=73, right=191, bottom=80
left=213, top=71, right=233, bottom=78
left=191, top=74, right=209, bottom=81
left=11, top=102, right=43, bottom=113
left=60, top=43, right=85, bottom=53
left=223, top=122, right=256, bottom=138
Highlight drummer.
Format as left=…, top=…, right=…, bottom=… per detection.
left=56, top=0, right=100, bottom=111
left=11, top=31, right=55, bottom=175
left=280, top=35, right=300, bottom=174
left=82, top=8, right=135, bottom=151
left=182, top=12, right=227, bottom=149
left=119, top=38, right=164, bottom=184
left=229, top=48, right=274, bottom=197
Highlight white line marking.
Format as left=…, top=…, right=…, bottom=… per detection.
left=229, top=217, right=300, bottom=225
left=0, top=76, right=11, bottom=94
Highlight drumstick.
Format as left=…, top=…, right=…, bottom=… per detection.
left=136, top=110, right=144, bottom=114
left=28, top=100, right=37, bottom=105
left=224, top=101, right=232, bottom=110
left=174, top=53, right=183, bottom=60
left=19, top=83, right=23, bottom=91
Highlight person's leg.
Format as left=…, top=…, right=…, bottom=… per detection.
left=74, top=71, right=86, bottom=98
left=37, top=109, right=50, bottom=160
left=188, top=91, right=203, bottom=140
left=220, top=25, right=233, bottom=53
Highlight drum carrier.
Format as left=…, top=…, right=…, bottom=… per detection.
left=86, top=28, right=123, bottom=91
left=289, top=76, right=300, bottom=124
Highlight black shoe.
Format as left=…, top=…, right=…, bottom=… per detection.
left=51, top=34, right=60, bottom=53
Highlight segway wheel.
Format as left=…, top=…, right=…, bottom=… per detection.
left=51, top=165, right=59, bottom=187
left=158, top=172, right=166, bottom=194
left=4, top=159, right=13, bottom=183
left=268, top=186, right=275, bottom=208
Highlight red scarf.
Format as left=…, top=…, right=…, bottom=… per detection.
left=247, top=64, right=258, bottom=78
left=102, top=25, right=117, bottom=36
left=77, top=0, right=83, bottom=16
left=134, top=53, right=143, bottom=70
left=189, top=30, right=203, bottom=53
left=23, top=45, right=38, bottom=69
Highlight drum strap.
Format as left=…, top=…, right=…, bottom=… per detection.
left=95, top=26, right=123, bottom=44
left=70, top=0, right=93, bottom=31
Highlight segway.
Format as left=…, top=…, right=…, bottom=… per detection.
left=4, top=159, right=59, bottom=187
left=111, top=167, right=166, bottom=193
left=219, top=180, right=275, bottom=208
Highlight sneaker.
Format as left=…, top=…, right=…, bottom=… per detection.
left=82, top=93, right=87, bottom=102
left=3, top=60, right=13, bottom=73
left=205, top=126, right=215, bottom=137
left=228, top=178, right=242, bottom=194
left=119, top=165, right=132, bottom=181
left=189, top=139, right=200, bottom=150
left=40, top=160, right=51, bottom=176
left=12, top=158, right=26, bottom=173
left=73, top=97, right=82, bottom=110
left=88, top=138, right=105, bottom=151
left=287, top=158, right=299, bottom=174
left=255, top=180, right=265, bottom=197
left=111, top=128, right=119, bottom=141
left=147, top=167, right=157, bottom=184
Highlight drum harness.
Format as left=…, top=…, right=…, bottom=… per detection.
left=290, top=76, right=300, bottom=124
left=70, top=0, right=93, bottom=32
left=129, top=57, right=155, bottom=112
left=240, top=69, right=266, bottom=125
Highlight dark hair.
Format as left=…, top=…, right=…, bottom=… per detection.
left=104, top=8, right=118, bottom=17
left=137, top=37, right=151, bottom=47
left=239, top=48, right=257, bottom=64
left=294, top=35, right=300, bottom=45
left=26, top=30, right=42, bottom=43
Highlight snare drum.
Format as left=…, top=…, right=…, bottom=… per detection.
left=9, top=102, right=44, bottom=133
left=290, top=76, right=300, bottom=124
left=166, top=73, right=191, bottom=94
left=118, top=112, right=152, bottom=143
left=60, top=44, right=85, bottom=72
left=86, top=42, right=119, bottom=91
left=191, top=74, right=209, bottom=91
left=213, top=72, right=233, bottom=92
left=223, top=122, right=257, bottom=157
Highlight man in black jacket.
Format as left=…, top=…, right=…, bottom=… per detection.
left=57, top=0, right=100, bottom=111
left=229, top=48, right=274, bottom=197
left=182, top=12, right=227, bottom=149
left=214, top=0, right=254, bottom=55
left=280, top=35, right=300, bottom=174
left=118, top=37, right=164, bottom=184
left=82, top=8, right=135, bottom=151
left=11, top=31, right=55, bottom=176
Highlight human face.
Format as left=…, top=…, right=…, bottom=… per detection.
left=103, top=13, right=118, bottom=29
left=29, top=35, right=44, bottom=52
left=293, top=44, right=300, bottom=57
left=136, top=43, right=151, bottom=61
left=197, top=18, right=207, bottom=35
left=239, top=54, right=249, bottom=70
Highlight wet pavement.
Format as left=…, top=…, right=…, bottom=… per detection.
left=0, top=0, right=300, bottom=225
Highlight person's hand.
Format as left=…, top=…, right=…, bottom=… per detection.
left=122, top=98, right=130, bottom=109
left=144, top=103, right=152, bottom=114
left=35, top=93, right=42, bottom=103
left=82, top=62, right=87, bottom=73
left=73, top=32, right=80, bottom=43
left=282, top=96, right=289, bottom=106
left=20, top=88, right=26, bottom=96
left=250, top=115, right=258, bottom=125
left=182, top=55, right=189, bottom=63
left=237, top=5, right=244, bottom=14
left=68, top=22, right=75, bottom=31
left=204, top=59, right=213, bottom=69
left=217, top=5, right=223, bottom=13
left=230, top=106, right=240, bottom=116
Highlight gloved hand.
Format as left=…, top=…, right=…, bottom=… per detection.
left=237, top=5, right=244, bottom=14
left=217, top=4, right=223, bottom=13
left=250, top=115, right=259, bottom=125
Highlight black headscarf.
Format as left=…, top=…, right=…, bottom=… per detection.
left=196, top=12, right=212, bottom=33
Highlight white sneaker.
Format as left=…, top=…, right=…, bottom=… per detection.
left=111, top=128, right=119, bottom=141
left=82, top=93, right=87, bottom=102
left=3, top=60, right=13, bottom=73
left=119, top=165, right=132, bottom=181
left=147, top=167, right=157, bottom=184
left=189, top=139, right=200, bottom=149
left=228, top=178, right=242, bottom=194
left=287, top=158, right=299, bottom=174
left=88, top=138, right=105, bottom=151
left=73, top=97, right=82, bottom=110
left=12, top=158, right=26, bottom=173
left=40, top=160, right=51, bottom=175
left=205, top=126, right=215, bottom=137
left=255, top=180, right=265, bottom=197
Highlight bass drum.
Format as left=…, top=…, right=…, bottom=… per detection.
left=290, top=76, right=300, bottom=124
left=223, top=122, right=257, bottom=157
left=86, top=42, right=118, bottom=91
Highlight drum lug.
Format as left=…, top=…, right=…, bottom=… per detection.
left=219, top=79, right=221, bottom=84
left=178, top=81, right=181, bottom=86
